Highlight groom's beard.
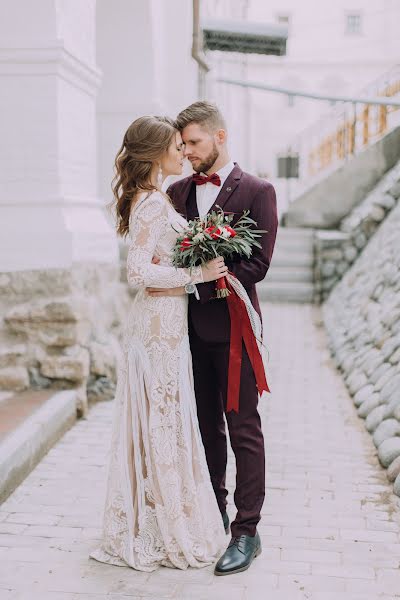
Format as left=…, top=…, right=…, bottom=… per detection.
left=192, top=143, right=219, bottom=174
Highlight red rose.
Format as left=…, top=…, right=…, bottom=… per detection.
left=180, top=237, right=191, bottom=251
left=225, top=226, right=237, bottom=237
left=204, top=226, right=222, bottom=239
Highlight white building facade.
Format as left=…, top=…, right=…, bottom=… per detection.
left=0, top=0, right=196, bottom=398
left=202, top=0, right=400, bottom=210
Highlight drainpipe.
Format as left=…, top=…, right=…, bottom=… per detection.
left=192, top=0, right=210, bottom=99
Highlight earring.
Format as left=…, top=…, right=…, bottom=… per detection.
left=157, top=164, right=163, bottom=188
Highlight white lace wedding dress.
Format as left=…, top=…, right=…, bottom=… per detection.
left=90, top=191, right=226, bottom=571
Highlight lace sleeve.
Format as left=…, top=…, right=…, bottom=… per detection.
left=127, top=194, right=203, bottom=289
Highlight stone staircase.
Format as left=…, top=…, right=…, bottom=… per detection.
left=257, top=227, right=315, bottom=303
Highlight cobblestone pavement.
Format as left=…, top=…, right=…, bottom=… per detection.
left=1, top=304, right=400, bottom=600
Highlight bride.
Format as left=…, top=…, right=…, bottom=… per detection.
left=90, top=115, right=227, bottom=571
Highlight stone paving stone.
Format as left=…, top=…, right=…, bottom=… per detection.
left=0, top=303, right=400, bottom=599
left=5, top=512, right=61, bottom=526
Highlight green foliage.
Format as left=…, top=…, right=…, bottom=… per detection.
left=172, top=208, right=267, bottom=269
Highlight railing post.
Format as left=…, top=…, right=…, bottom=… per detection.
left=362, top=105, right=370, bottom=146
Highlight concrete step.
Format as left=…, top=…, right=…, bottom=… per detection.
left=275, top=228, right=315, bottom=251
left=270, top=251, right=314, bottom=268
left=275, top=235, right=314, bottom=253
left=277, top=226, right=315, bottom=239
left=0, top=390, right=77, bottom=503
left=267, top=265, right=314, bottom=283
left=257, top=281, right=315, bottom=303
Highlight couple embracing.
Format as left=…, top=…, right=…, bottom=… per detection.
left=90, top=102, right=278, bottom=576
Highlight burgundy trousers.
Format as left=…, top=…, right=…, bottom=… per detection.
left=189, top=322, right=265, bottom=537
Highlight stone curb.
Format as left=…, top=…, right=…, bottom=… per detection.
left=0, top=390, right=77, bottom=503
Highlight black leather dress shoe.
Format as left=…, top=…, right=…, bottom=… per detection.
left=222, top=512, right=230, bottom=534
left=214, top=532, right=261, bottom=576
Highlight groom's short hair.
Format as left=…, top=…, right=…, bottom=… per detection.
left=175, top=101, right=226, bottom=133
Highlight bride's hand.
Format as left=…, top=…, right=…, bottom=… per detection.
left=201, top=257, right=228, bottom=282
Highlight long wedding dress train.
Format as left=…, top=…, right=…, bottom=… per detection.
left=90, top=191, right=226, bottom=571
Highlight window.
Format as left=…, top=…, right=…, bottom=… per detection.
left=346, top=13, right=362, bottom=35
left=276, top=13, right=290, bottom=26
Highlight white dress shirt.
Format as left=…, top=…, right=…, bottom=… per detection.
left=196, top=160, right=235, bottom=218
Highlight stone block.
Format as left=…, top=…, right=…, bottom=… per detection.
left=4, top=298, right=91, bottom=347
left=382, top=394, right=400, bottom=419
left=39, top=347, right=90, bottom=383
left=5, top=299, right=82, bottom=325
left=388, top=181, right=400, bottom=199
left=87, top=375, right=116, bottom=404
left=358, top=347, right=380, bottom=369
left=89, top=342, right=116, bottom=380
left=369, top=204, right=386, bottom=222
left=365, top=405, right=386, bottom=433
left=343, top=245, right=358, bottom=263
left=387, top=456, right=400, bottom=482
left=378, top=437, right=400, bottom=468
left=381, top=307, right=400, bottom=329
left=357, top=394, right=381, bottom=419
left=37, top=323, right=90, bottom=348
left=321, top=261, right=336, bottom=278
left=370, top=361, right=391, bottom=384
left=394, top=472, right=400, bottom=497
left=0, top=344, right=27, bottom=368
left=354, top=232, right=367, bottom=249
left=347, top=371, right=368, bottom=396
left=389, top=347, right=400, bottom=365
left=335, top=261, right=348, bottom=276
left=373, top=419, right=400, bottom=448
left=380, top=337, right=400, bottom=361
left=380, top=373, right=400, bottom=402
left=378, top=193, right=396, bottom=209
left=0, top=367, right=29, bottom=391
left=340, top=354, right=355, bottom=373
left=353, top=384, right=375, bottom=407
left=321, top=248, right=343, bottom=261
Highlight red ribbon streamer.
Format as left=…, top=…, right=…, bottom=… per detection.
left=223, top=276, right=270, bottom=413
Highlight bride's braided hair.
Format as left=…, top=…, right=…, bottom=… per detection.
left=112, top=115, right=176, bottom=237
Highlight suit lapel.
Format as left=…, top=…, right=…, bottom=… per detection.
left=209, top=163, right=242, bottom=214
left=174, top=177, right=195, bottom=219
left=186, top=183, right=199, bottom=220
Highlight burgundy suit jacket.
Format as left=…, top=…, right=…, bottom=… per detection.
left=167, top=163, right=278, bottom=343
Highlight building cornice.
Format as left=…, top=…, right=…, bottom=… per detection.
left=0, top=43, right=102, bottom=96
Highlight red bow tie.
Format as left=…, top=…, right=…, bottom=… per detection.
left=192, top=173, right=221, bottom=187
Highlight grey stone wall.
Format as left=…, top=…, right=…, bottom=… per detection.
left=0, top=264, right=129, bottom=415
left=323, top=201, right=400, bottom=497
left=315, top=161, right=400, bottom=302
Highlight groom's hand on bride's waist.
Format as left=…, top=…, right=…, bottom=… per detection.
left=146, top=287, right=186, bottom=297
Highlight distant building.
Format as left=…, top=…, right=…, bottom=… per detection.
left=202, top=0, right=400, bottom=210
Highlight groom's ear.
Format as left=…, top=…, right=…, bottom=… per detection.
left=215, top=128, right=227, bottom=146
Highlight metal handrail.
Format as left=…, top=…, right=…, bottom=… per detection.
left=218, top=77, right=400, bottom=107
left=218, top=65, right=400, bottom=188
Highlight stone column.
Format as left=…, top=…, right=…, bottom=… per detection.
left=96, top=0, right=197, bottom=207
left=0, top=0, right=122, bottom=412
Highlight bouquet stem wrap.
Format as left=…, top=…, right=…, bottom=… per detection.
left=215, top=277, right=230, bottom=298
left=224, top=273, right=270, bottom=413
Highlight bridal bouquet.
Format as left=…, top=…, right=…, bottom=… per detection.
left=172, top=208, right=270, bottom=413
left=172, top=209, right=265, bottom=298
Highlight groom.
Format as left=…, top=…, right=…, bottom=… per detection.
left=151, top=101, right=277, bottom=575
